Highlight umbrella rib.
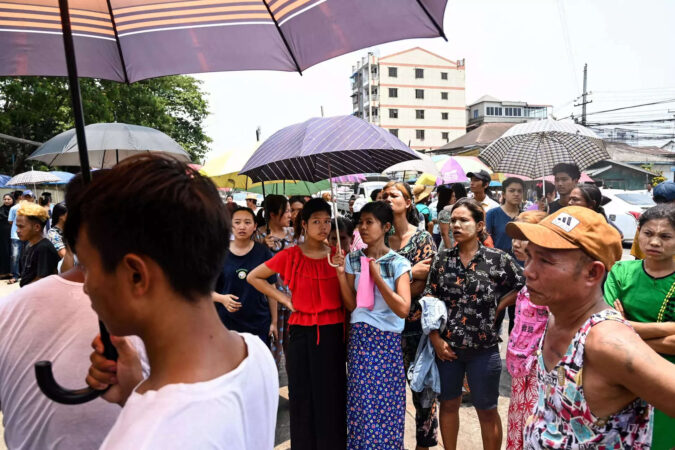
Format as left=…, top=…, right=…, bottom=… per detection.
left=105, top=0, right=130, bottom=84
left=261, top=0, right=303, bottom=75
left=415, top=0, right=448, bottom=41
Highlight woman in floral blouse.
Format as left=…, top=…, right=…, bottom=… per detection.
left=424, top=198, right=524, bottom=450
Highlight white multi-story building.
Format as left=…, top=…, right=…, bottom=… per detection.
left=466, top=95, right=550, bottom=132
left=351, top=47, right=466, bottom=151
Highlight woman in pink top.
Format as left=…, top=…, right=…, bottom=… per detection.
left=499, top=210, right=549, bottom=450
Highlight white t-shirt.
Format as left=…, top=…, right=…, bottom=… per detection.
left=100, top=333, right=278, bottom=450
left=0, top=275, right=121, bottom=450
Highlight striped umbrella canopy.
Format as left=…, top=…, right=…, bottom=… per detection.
left=240, top=115, right=420, bottom=183
left=479, top=119, right=608, bottom=179
left=0, top=0, right=448, bottom=82
left=385, top=151, right=440, bottom=177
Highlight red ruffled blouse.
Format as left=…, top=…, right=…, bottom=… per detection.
left=265, top=245, right=344, bottom=328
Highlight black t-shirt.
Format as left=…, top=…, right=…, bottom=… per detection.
left=548, top=199, right=563, bottom=214
left=20, top=238, right=59, bottom=287
left=214, top=242, right=276, bottom=334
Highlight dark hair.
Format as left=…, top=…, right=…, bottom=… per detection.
left=12, top=191, right=23, bottom=201
left=51, top=202, right=67, bottom=227
left=66, top=155, right=229, bottom=301
left=436, top=185, right=453, bottom=213
left=301, top=198, right=331, bottom=223
left=536, top=181, right=555, bottom=199
left=255, top=207, right=266, bottom=228
left=382, top=181, right=420, bottom=226
left=288, top=195, right=305, bottom=206
left=502, top=177, right=525, bottom=192
left=370, top=188, right=382, bottom=201
left=349, top=195, right=356, bottom=201
left=232, top=206, right=256, bottom=221
left=264, top=194, right=289, bottom=223
left=450, top=197, right=488, bottom=242
left=552, top=163, right=581, bottom=180
left=331, top=216, right=355, bottom=236
left=225, top=201, right=238, bottom=220
left=359, top=201, right=394, bottom=227
left=38, top=196, right=50, bottom=207
left=573, top=184, right=603, bottom=213
left=3, top=193, right=14, bottom=205
left=639, top=203, right=675, bottom=229
left=41, top=192, right=52, bottom=199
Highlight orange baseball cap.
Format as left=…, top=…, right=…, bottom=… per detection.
left=505, top=206, right=622, bottom=271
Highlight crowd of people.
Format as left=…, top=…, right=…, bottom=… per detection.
left=0, top=155, right=673, bottom=449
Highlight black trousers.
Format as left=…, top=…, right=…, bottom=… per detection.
left=287, top=323, right=346, bottom=450
left=495, top=304, right=516, bottom=338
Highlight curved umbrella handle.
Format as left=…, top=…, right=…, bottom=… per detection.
left=34, top=361, right=106, bottom=405
left=326, top=253, right=339, bottom=268
left=34, top=321, right=116, bottom=405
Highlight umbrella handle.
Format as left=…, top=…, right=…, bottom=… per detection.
left=34, top=321, right=116, bottom=405
left=326, top=254, right=339, bottom=268
left=34, top=361, right=106, bottom=405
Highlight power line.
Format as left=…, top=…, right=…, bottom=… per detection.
left=561, top=98, right=675, bottom=120
left=588, top=118, right=675, bottom=126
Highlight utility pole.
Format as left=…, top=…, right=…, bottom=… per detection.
left=574, top=63, right=592, bottom=126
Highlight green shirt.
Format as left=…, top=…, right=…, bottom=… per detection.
left=604, top=260, right=675, bottom=364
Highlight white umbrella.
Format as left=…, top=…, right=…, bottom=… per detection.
left=6, top=169, right=61, bottom=186
left=384, top=151, right=440, bottom=177
left=27, top=123, right=190, bottom=168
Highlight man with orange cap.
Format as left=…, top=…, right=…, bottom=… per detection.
left=506, top=206, right=675, bottom=448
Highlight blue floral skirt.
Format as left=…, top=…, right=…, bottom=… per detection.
left=347, top=322, right=406, bottom=450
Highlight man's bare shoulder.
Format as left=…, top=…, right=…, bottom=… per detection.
left=585, top=320, right=657, bottom=377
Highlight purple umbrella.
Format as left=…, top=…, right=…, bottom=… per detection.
left=1, top=0, right=448, bottom=82
left=240, top=115, right=420, bottom=261
left=240, top=115, right=419, bottom=182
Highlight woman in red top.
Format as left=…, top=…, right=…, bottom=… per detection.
left=248, top=198, right=345, bottom=450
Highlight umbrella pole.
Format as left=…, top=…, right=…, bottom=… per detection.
left=33, top=0, right=111, bottom=407
left=58, top=0, right=91, bottom=183
left=326, top=156, right=341, bottom=267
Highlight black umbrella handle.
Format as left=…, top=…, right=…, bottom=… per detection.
left=35, top=321, right=116, bottom=405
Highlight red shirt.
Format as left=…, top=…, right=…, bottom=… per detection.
left=265, top=246, right=344, bottom=327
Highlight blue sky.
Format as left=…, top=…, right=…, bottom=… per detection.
left=195, top=0, right=675, bottom=162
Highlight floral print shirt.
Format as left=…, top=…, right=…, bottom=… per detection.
left=524, top=309, right=653, bottom=449
left=423, top=243, right=524, bottom=349
left=388, top=230, right=436, bottom=334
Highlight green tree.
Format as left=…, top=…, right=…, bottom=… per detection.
left=0, top=76, right=211, bottom=174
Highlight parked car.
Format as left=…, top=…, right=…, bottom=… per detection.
left=601, top=189, right=655, bottom=244
left=336, top=181, right=388, bottom=213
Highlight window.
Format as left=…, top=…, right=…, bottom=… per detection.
left=441, top=92, right=448, bottom=100
left=514, top=108, right=522, bottom=117
left=388, top=67, right=397, bottom=78
left=487, top=107, right=493, bottom=115
left=388, top=88, right=398, bottom=98
left=495, top=107, right=503, bottom=116
left=441, top=112, right=449, bottom=120
left=473, top=109, right=478, bottom=118
left=416, top=109, right=425, bottom=119
left=441, top=72, right=448, bottom=80
left=415, top=89, right=424, bottom=99
left=415, top=68, right=424, bottom=79
left=416, top=129, right=425, bottom=140
left=389, top=109, right=398, bottom=119
left=487, top=106, right=503, bottom=116
left=372, top=107, right=378, bottom=117
left=505, top=107, right=512, bottom=116
left=442, top=132, right=449, bottom=141
left=390, top=129, right=399, bottom=137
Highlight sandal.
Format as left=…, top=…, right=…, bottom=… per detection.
left=6, top=278, right=17, bottom=284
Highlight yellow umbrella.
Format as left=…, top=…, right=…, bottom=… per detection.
left=415, top=173, right=438, bottom=187
left=200, top=149, right=256, bottom=189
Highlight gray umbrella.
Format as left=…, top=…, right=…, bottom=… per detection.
left=28, top=123, right=190, bottom=168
